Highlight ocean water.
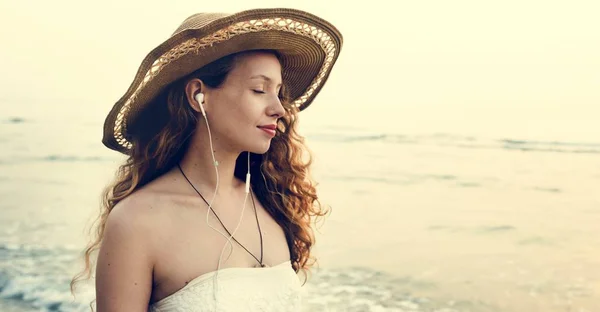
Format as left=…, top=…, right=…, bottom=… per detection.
left=0, top=112, right=599, bottom=312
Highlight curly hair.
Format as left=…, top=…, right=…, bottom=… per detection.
left=70, top=50, right=329, bottom=307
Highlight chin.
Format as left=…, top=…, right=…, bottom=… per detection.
left=252, top=145, right=271, bottom=155
left=248, top=141, right=272, bottom=155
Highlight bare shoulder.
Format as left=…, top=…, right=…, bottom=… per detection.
left=102, top=184, right=177, bottom=255
left=102, top=191, right=165, bottom=248
left=109, top=188, right=166, bottom=227
left=95, top=189, right=166, bottom=311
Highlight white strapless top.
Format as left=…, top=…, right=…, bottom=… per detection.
left=148, top=261, right=302, bottom=312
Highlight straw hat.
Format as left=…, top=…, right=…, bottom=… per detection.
left=102, top=8, right=343, bottom=154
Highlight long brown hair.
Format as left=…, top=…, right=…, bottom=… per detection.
left=70, top=50, right=328, bottom=301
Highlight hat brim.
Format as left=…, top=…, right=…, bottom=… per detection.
left=102, top=8, right=343, bottom=154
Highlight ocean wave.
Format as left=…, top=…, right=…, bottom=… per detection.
left=0, top=155, right=114, bottom=165
left=0, top=245, right=92, bottom=312
left=304, top=266, right=481, bottom=312
left=0, top=270, right=90, bottom=312
left=327, top=174, right=483, bottom=188
left=41, top=155, right=107, bottom=162
left=307, top=132, right=417, bottom=144
left=307, top=131, right=600, bottom=154
left=3, top=117, right=26, bottom=124
left=500, top=139, right=600, bottom=154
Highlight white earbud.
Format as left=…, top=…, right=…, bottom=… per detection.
left=195, top=92, right=206, bottom=117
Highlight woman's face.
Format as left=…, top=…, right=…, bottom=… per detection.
left=195, top=51, right=286, bottom=154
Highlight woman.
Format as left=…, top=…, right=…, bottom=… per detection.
left=70, top=8, right=343, bottom=312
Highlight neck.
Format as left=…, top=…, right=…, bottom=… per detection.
left=178, top=123, right=246, bottom=195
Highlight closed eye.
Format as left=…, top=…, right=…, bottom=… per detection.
left=253, top=89, right=285, bottom=102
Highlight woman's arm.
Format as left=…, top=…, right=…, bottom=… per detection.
left=95, top=199, right=155, bottom=311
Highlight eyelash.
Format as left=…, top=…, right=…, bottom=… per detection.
left=253, top=89, right=285, bottom=101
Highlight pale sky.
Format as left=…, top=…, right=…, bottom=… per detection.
left=1, top=0, right=599, bottom=141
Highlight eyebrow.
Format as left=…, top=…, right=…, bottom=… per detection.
left=249, top=74, right=282, bottom=86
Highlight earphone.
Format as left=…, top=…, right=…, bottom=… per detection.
left=194, top=92, right=252, bottom=305
left=195, top=92, right=207, bottom=117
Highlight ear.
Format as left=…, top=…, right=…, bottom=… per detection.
left=185, top=78, right=206, bottom=114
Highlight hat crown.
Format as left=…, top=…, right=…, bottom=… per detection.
left=172, top=13, right=229, bottom=35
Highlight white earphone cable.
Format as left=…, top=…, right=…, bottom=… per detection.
left=196, top=93, right=253, bottom=308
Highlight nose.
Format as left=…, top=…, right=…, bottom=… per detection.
left=267, top=95, right=286, bottom=118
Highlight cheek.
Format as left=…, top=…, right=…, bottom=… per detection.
left=235, top=93, right=264, bottom=121
left=213, top=91, right=263, bottom=131
left=213, top=102, right=252, bottom=135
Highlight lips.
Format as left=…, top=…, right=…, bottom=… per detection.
left=258, top=124, right=277, bottom=137
left=257, top=124, right=277, bottom=130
